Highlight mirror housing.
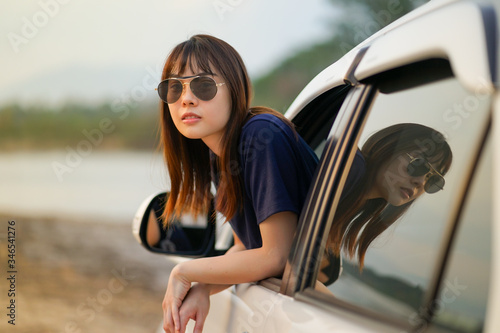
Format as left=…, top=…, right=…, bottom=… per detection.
left=132, top=192, right=228, bottom=257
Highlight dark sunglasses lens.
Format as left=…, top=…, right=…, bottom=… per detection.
left=167, top=80, right=183, bottom=103
left=191, top=77, right=217, bottom=101
left=157, top=80, right=182, bottom=104
left=425, top=174, right=445, bottom=193
left=407, top=159, right=430, bottom=177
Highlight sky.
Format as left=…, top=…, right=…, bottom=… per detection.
left=0, top=0, right=338, bottom=107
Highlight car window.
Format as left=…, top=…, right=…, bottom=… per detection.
left=313, top=66, right=491, bottom=329
left=427, top=138, right=492, bottom=333
left=291, top=84, right=351, bottom=158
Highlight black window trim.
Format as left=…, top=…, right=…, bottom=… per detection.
left=281, top=84, right=376, bottom=296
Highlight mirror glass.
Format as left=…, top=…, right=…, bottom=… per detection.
left=142, top=193, right=215, bottom=256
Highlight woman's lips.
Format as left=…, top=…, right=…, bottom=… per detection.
left=400, top=187, right=413, bottom=200
left=181, top=112, right=201, bottom=124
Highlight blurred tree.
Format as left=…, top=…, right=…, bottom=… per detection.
left=252, top=0, right=428, bottom=112
left=0, top=102, right=159, bottom=151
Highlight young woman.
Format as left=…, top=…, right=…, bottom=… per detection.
left=157, top=34, right=319, bottom=333
left=157, top=34, right=453, bottom=330
left=319, top=123, right=453, bottom=285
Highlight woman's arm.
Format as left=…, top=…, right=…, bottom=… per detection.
left=186, top=230, right=247, bottom=296
left=174, top=211, right=297, bottom=284
left=163, top=211, right=297, bottom=332
left=146, top=210, right=161, bottom=246
left=173, top=232, right=246, bottom=333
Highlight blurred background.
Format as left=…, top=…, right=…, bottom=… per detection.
left=0, top=0, right=429, bottom=220
left=0, top=0, right=440, bottom=332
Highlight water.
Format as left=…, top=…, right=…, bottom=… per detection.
left=0, top=150, right=169, bottom=223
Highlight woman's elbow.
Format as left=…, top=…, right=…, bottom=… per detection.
left=263, top=249, right=289, bottom=278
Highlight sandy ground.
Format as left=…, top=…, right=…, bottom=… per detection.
left=0, top=213, right=175, bottom=333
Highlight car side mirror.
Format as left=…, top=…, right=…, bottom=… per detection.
left=132, top=192, right=230, bottom=257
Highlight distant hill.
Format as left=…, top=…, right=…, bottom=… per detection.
left=342, top=259, right=425, bottom=311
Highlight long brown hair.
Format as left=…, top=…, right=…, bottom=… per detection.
left=159, top=34, right=293, bottom=224
left=329, top=123, right=453, bottom=268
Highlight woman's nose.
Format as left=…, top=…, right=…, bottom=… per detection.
left=411, top=174, right=426, bottom=187
left=180, top=83, right=197, bottom=105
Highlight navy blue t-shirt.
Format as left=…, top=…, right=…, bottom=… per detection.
left=223, top=114, right=319, bottom=249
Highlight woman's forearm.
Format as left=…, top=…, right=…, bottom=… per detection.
left=174, top=245, right=286, bottom=285
left=175, top=212, right=296, bottom=287
left=193, top=282, right=231, bottom=296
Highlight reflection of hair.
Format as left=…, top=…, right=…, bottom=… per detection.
left=329, top=123, right=453, bottom=268
left=160, top=34, right=293, bottom=224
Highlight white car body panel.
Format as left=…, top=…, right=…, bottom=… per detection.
left=199, top=283, right=402, bottom=333
left=354, top=2, right=495, bottom=93
left=484, top=92, right=500, bottom=333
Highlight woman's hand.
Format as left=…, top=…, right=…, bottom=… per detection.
left=162, top=265, right=191, bottom=333
left=178, top=283, right=211, bottom=333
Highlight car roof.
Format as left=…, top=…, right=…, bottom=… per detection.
left=285, top=0, right=497, bottom=120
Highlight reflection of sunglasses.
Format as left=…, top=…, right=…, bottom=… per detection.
left=156, top=75, right=225, bottom=104
left=406, top=153, right=445, bottom=194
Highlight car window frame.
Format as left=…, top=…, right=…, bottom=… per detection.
left=256, top=83, right=354, bottom=293
left=281, top=58, right=493, bottom=330
left=281, top=84, right=377, bottom=296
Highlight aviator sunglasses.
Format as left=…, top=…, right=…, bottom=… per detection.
left=156, top=75, right=225, bottom=104
left=406, top=153, right=445, bottom=194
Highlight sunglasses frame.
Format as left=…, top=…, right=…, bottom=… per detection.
left=156, top=75, right=225, bottom=104
left=406, top=153, right=445, bottom=193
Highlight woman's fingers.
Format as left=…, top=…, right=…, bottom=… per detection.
left=178, top=307, right=192, bottom=333
left=163, top=306, right=174, bottom=333
left=171, top=303, right=181, bottom=332
left=192, top=315, right=205, bottom=333
left=163, top=265, right=193, bottom=332
left=163, top=303, right=183, bottom=332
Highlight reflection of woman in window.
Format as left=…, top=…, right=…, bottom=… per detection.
left=321, top=123, right=453, bottom=284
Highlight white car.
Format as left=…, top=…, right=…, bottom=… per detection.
left=133, top=0, right=500, bottom=331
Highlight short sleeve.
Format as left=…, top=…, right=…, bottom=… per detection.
left=239, top=114, right=318, bottom=224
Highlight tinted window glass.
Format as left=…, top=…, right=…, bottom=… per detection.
left=316, top=74, right=491, bottom=328
left=427, top=139, right=492, bottom=332
left=291, top=85, right=351, bottom=158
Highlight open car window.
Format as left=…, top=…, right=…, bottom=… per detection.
left=291, top=84, right=351, bottom=158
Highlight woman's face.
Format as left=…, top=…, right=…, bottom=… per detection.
left=372, top=152, right=431, bottom=206
left=167, top=65, right=231, bottom=155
